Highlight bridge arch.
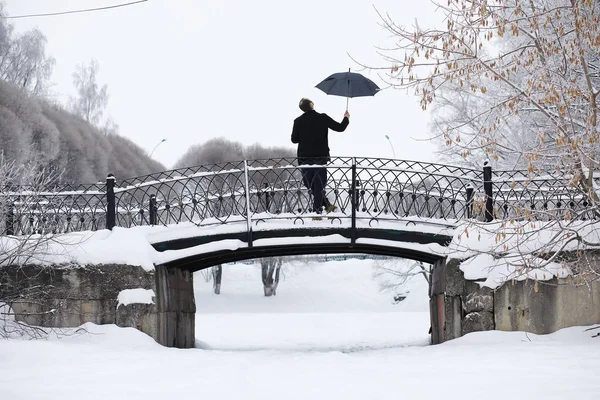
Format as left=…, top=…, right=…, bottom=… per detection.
left=157, top=241, right=445, bottom=271
left=152, top=225, right=451, bottom=271
left=151, top=227, right=450, bottom=348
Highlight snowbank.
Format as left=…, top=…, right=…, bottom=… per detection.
left=459, top=253, right=571, bottom=289
left=117, top=289, right=156, bottom=308
left=2, top=256, right=600, bottom=399
left=444, top=220, right=600, bottom=288
left=1, top=320, right=599, bottom=400
left=448, top=220, right=600, bottom=258
left=0, top=227, right=157, bottom=271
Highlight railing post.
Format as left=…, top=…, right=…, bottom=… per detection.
left=483, top=161, right=493, bottom=222
left=465, top=184, right=474, bottom=219
left=264, top=182, right=270, bottom=212
left=351, top=158, right=357, bottom=244
left=6, top=202, right=14, bottom=235
left=149, top=194, right=157, bottom=226
left=106, top=174, right=116, bottom=230
left=244, top=160, right=253, bottom=247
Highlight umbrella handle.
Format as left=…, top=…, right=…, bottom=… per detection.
left=347, top=68, right=351, bottom=111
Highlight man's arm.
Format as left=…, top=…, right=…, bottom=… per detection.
left=291, top=120, right=300, bottom=143
left=325, top=113, right=350, bottom=132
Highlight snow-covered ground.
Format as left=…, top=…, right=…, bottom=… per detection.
left=1, top=259, right=600, bottom=400
left=194, top=259, right=431, bottom=351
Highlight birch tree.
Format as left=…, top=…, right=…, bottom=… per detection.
left=0, top=3, right=55, bottom=97
left=69, top=59, right=109, bottom=127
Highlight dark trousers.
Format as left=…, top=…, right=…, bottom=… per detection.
left=301, top=166, right=331, bottom=213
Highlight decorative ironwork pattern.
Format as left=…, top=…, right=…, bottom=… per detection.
left=0, top=157, right=593, bottom=236
left=0, top=183, right=107, bottom=236
left=491, top=169, right=593, bottom=221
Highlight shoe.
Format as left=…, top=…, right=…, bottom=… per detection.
left=325, top=204, right=338, bottom=214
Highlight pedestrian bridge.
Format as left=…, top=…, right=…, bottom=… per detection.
left=1, top=156, right=589, bottom=269
left=2, top=156, right=594, bottom=347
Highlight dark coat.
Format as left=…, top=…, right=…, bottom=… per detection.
left=291, top=110, right=349, bottom=164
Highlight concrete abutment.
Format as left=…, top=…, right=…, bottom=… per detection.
left=429, top=258, right=600, bottom=344
left=2, top=264, right=196, bottom=348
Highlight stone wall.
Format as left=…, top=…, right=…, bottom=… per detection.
left=430, top=258, right=600, bottom=344
left=1, top=264, right=155, bottom=327
left=0, top=263, right=196, bottom=348
left=495, top=278, right=600, bottom=334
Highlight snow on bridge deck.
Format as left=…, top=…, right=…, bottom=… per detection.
left=144, top=215, right=455, bottom=267
left=1, top=215, right=585, bottom=288
left=0, top=215, right=455, bottom=271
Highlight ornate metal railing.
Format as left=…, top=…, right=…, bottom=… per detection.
left=0, top=182, right=107, bottom=236
left=0, top=157, right=594, bottom=237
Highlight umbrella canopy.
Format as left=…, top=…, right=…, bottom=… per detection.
left=316, top=71, right=380, bottom=98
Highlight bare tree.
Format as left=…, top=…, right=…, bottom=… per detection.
left=429, top=85, right=529, bottom=169
left=0, top=5, right=163, bottom=183
left=375, top=0, right=600, bottom=176
left=371, top=0, right=600, bottom=280
left=0, top=78, right=164, bottom=183
left=0, top=160, right=75, bottom=339
left=373, top=258, right=431, bottom=302
left=175, top=138, right=245, bottom=168
left=0, top=3, right=55, bottom=97
left=101, top=117, right=119, bottom=136
left=69, top=59, right=109, bottom=127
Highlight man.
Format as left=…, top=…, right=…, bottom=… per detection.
left=291, top=97, right=350, bottom=217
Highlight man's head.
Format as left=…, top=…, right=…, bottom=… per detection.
left=299, top=98, right=314, bottom=112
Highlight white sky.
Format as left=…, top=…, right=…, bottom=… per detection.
left=6, top=0, right=440, bottom=169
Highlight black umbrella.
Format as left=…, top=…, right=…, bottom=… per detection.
left=315, top=69, right=380, bottom=110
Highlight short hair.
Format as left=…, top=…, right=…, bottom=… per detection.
left=299, top=98, right=313, bottom=112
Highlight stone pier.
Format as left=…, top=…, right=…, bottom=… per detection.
left=154, top=265, right=196, bottom=348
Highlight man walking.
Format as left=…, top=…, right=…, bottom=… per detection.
left=291, top=97, right=350, bottom=217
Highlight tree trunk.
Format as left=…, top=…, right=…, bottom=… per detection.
left=261, top=258, right=281, bottom=297
left=212, top=265, right=222, bottom=295
left=418, top=261, right=431, bottom=285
